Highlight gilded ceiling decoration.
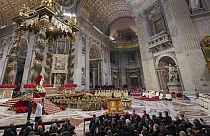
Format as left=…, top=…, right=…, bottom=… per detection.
left=79, top=0, right=132, bottom=34
left=0, top=0, right=42, bottom=27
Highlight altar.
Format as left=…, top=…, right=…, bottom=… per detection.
left=107, top=98, right=124, bottom=115
left=0, top=84, right=16, bottom=99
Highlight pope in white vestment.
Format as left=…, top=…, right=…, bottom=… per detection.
left=35, top=102, right=43, bottom=122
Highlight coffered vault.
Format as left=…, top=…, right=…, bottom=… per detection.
left=0, top=0, right=133, bottom=35
left=78, top=0, right=132, bottom=34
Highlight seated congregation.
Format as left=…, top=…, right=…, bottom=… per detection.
left=3, top=119, right=76, bottom=136
left=88, top=111, right=210, bottom=136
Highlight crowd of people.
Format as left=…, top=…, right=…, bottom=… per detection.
left=2, top=110, right=210, bottom=136
left=3, top=119, right=76, bottom=136
left=89, top=111, right=210, bottom=136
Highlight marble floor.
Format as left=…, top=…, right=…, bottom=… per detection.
left=0, top=95, right=210, bottom=136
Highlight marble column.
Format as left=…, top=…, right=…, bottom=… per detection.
left=120, top=50, right=127, bottom=88
left=92, top=68, right=96, bottom=89
left=162, top=0, right=210, bottom=92
left=107, top=48, right=112, bottom=85
left=85, top=35, right=90, bottom=90
left=73, top=32, right=82, bottom=89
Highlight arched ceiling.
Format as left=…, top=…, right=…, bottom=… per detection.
left=0, top=0, right=133, bottom=35
left=78, top=0, right=133, bottom=34
left=110, top=17, right=137, bottom=38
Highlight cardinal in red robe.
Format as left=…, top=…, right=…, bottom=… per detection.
left=36, top=74, right=43, bottom=85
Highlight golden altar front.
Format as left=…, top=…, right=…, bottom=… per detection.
left=122, top=99, right=132, bottom=110
left=107, top=98, right=124, bottom=115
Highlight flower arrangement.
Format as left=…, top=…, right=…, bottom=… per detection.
left=24, top=84, right=53, bottom=88
left=46, top=94, right=105, bottom=108
left=34, top=85, right=46, bottom=93
left=0, top=84, right=17, bottom=88
left=20, top=96, right=33, bottom=102
left=63, top=84, right=77, bottom=88
left=43, top=84, right=53, bottom=87
left=23, top=84, right=36, bottom=88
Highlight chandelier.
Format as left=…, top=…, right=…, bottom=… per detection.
left=13, top=0, right=79, bottom=39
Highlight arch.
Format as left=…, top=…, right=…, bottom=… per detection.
left=155, top=54, right=182, bottom=90
left=155, top=53, right=178, bottom=69
left=89, top=44, right=102, bottom=60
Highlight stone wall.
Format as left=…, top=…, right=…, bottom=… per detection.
left=131, top=0, right=210, bottom=92
left=110, top=48, right=143, bottom=89
left=192, top=13, right=210, bottom=41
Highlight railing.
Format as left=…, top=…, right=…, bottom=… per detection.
left=148, top=32, right=171, bottom=49
left=149, top=31, right=167, bottom=41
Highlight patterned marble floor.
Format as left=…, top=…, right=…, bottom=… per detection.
left=0, top=96, right=210, bottom=136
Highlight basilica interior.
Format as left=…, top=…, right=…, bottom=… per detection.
left=0, top=0, right=210, bottom=136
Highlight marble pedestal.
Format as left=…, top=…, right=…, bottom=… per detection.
left=191, top=8, right=204, bottom=14
left=167, top=82, right=182, bottom=93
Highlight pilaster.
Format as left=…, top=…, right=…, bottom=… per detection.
left=73, top=31, right=84, bottom=90
left=134, top=12, right=160, bottom=90
left=85, top=34, right=90, bottom=90
left=163, top=0, right=210, bottom=92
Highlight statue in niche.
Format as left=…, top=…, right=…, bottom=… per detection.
left=81, top=68, right=86, bottom=84
left=82, top=36, right=86, bottom=52
left=54, top=73, right=62, bottom=88
left=164, top=64, right=179, bottom=83
left=190, top=0, right=201, bottom=10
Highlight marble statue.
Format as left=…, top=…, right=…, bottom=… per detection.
left=81, top=68, right=86, bottom=84
left=54, top=73, right=62, bottom=87
left=190, top=0, right=201, bottom=10
left=164, top=64, right=178, bottom=83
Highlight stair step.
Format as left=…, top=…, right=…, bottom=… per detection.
left=34, top=99, right=61, bottom=115
left=1, top=98, right=20, bottom=107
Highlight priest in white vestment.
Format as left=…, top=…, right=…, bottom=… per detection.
left=35, top=102, right=43, bottom=122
